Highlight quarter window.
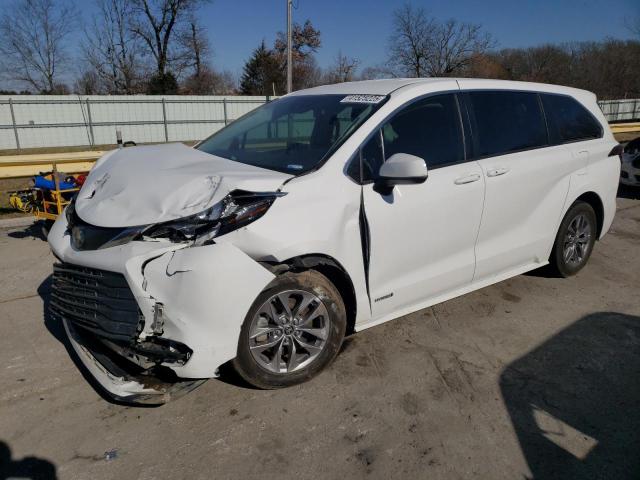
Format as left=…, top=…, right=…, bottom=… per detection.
left=467, top=91, right=548, bottom=157
left=541, top=94, right=603, bottom=143
left=360, top=130, right=385, bottom=182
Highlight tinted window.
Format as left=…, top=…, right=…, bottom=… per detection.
left=468, top=91, right=548, bottom=157
left=382, top=94, right=464, bottom=169
left=541, top=94, right=603, bottom=143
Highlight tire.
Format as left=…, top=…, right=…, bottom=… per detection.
left=233, top=269, right=346, bottom=389
left=550, top=201, right=597, bottom=277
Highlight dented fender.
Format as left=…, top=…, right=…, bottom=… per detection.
left=140, top=243, right=275, bottom=378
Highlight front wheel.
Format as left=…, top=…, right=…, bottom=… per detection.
left=550, top=201, right=597, bottom=277
left=233, top=269, right=346, bottom=389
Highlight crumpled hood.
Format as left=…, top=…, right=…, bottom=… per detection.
left=75, top=143, right=292, bottom=228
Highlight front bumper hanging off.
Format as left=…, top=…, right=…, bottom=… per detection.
left=63, top=319, right=205, bottom=405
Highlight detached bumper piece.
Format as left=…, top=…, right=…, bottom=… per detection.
left=51, top=262, right=204, bottom=404
left=63, top=320, right=204, bottom=405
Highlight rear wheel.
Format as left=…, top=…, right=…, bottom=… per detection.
left=233, top=269, right=346, bottom=389
left=550, top=201, right=597, bottom=277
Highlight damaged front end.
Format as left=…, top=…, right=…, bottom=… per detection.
left=51, top=260, right=204, bottom=404
left=47, top=158, right=286, bottom=403
left=48, top=219, right=276, bottom=404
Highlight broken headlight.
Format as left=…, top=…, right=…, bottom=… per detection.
left=142, top=191, right=285, bottom=246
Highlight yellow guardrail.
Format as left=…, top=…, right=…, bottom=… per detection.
left=610, top=122, right=640, bottom=134
left=0, top=151, right=105, bottom=179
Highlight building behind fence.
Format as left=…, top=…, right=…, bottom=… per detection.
left=0, top=94, right=637, bottom=152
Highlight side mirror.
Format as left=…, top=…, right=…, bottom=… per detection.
left=374, top=153, right=428, bottom=195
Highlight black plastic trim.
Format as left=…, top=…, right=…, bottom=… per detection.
left=51, top=262, right=143, bottom=342
left=358, top=189, right=372, bottom=311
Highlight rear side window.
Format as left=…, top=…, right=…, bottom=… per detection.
left=541, top=94, right=603, bottom=144
left=467, top=91, right=548, bottom=157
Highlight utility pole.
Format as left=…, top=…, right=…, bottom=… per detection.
left=286, top=0, right=293, bottom=93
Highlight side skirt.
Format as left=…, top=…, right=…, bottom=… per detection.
left=354, top=260, right=548, bottom=332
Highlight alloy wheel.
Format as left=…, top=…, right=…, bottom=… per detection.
left=563, top=213, right=592, bottom=266
left=248, top=289, right=330, bottom=374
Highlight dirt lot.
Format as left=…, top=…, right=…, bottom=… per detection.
left=0, top=189, right=638, bottom=480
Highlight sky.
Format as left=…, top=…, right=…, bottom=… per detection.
left=191, top=0, right=639, bottom=76
left=5, top=0, right=639, bottom=89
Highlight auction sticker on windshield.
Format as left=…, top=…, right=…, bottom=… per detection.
left=340, top=94, right=386, bottom=104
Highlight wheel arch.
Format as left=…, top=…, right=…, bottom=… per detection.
left=262, top=254, right=358, bottom=335
left=573, top=191, right=605, bottom=238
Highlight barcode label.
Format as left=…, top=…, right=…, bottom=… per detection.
left=340, top=95, right=386, bottom=104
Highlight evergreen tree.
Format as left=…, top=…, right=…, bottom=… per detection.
left=147, top=71, right=179, bottom=94
left=239, top=41, right=284, bottom=95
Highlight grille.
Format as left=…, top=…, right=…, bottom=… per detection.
left=51, top=263, right=143, bottom=342
left=67, top=206, right=135, bottom=251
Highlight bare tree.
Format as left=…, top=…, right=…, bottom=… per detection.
left=177, top=16, right=211, bottom=78
left=466, top=40, right=640, bottom=100
left=176, top=15, right=237, bottom=94
left=274, top=20, right=322, bottom=90
left=491, top=45, right=571, bottom=83
left=74, top=69, right=102, bottom=94
left=182, top=68, right=236, bottom=94
left=388, top=3, right=435, bottom=77
left=424, top=19, right=494, bottom=76
left=388, top=3, right=493, bottom=77
left=324, top=51, right=359, bottom=83
left=626, top=16, right=640, bottom=37
left=84, top=0, right=142, bottom=94
left=0, top=0, right=78, bottom=93
left=130, top=0, right=210, bottom=80
left=359, top=64, right=398, bottom=80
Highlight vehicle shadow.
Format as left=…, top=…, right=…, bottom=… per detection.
left=617, top=184, right=640, bottom=200
left=0, top=440, right=57, bottom=479
left=500, top=311, right=640, bottom=479
left=7, top=222, right=47, bottom=241
left=523, top=264, right=561, bottom=278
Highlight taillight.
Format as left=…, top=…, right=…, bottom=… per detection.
left=608, top=144, right=623, bottom=162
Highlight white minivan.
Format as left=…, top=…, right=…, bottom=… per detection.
left=48, top=79, right=620, bottom=403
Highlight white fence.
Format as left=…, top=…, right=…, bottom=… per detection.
left=0, top=95, right=637, bottom=152
left=599, top=98, right=640, bottom=123
left=0, top=95, right=273, bottom=151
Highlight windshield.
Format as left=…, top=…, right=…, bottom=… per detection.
left=196, top=94, right=387, bottom=174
